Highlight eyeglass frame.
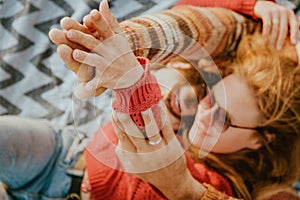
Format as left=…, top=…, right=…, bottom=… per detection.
left=207, top=88, right=264, bottom=133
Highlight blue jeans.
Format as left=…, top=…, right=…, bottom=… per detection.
left=0, top=116, right=86, bottom=200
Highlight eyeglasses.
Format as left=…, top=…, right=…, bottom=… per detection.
left=207, top=91, right=263, bottom=133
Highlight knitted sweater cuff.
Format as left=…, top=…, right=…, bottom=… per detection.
left=240, top=0, right=276, bottom=19
left=113, top=57, right=162, bottom=114
left=240, top=0, right=257, bottom=19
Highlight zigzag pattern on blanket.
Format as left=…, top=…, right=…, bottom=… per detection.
left=121, top=5, right=259, bottom=64
left=0, top=0, right=162, bottom=132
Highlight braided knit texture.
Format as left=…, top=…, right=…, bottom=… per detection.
left=120, top=5, right=258, bottom=64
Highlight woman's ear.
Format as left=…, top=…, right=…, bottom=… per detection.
left=264, top=132, right=276, bottom=143
left=248, top=133, right=276, bottom=150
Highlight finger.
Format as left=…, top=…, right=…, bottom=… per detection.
left=57, top=44, right=81, bottom=73
left=261, top=13, right=272, bottom=41
left=49, top=28, right=88, bottom=51
left=158, top=101, right=177, bottom=144
left=59, top=44, right=107, bottom=97
left=74, top=82, right=94, bottom=99
left=99, top=0, right=123, bottom=34
left=84, top=77, right=102, bottom=93
left=115, top=112, right=145, bottom=139
left=57, top=45, right=94, bottom=81
left=66, top=29, right=101, bottom=52
left=90, top=9, right=114, bottom=39
left=72, top=49, right=105, bottom=70
left=74, top=82, right=107, bottom=99
left=83, top=15, right=97, bottom=33
left=60, top=17, right=91, bottom=34
left=76, top=62, right=95, bottom=83
left=141, top=107, right=163, bottom=145
left=276, top=13, right=288, bottom=50
left=112, top=112, right=136, bottom=152
left=116, top=112, right=153, bottom=151
left=288, top=12, right=299, bottom=45
left=270, top=14, right=280, bottom=48
left=72, top=50, right=107, bottom=93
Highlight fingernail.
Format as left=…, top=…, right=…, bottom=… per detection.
left=73, top=50, right=79, bottom=58
left=292, top=37, right=297, bottom=44
left=104, top=0, right=110, bottom=9
left=67, top=30, right=75, bottom=39
left=91, top=10, right=99, bottom=20
left=83, top=15, right=88, bottom=23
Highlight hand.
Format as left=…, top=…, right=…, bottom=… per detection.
left=112, top=101, right=205, bottom=199
left=64, top=27, right=143, bottom=91
left=254, top=1, right=299, bottom=50
left=49, top=17, right=107, bottom=98
left=83, top=0, right=123, bottom=38
left=53, top=0, right=143, bottom=98
left=48, top=0, right=119, bottom=98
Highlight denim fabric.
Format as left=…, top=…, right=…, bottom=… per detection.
left=0, top=116, right=87, bottom=200
left=294, top=181, right=300, bottom=196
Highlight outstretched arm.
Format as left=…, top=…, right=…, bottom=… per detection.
left=50, top=2, right=252, bottom=63
left=49, top=1, right=253, bottom=98
left=175, top=0, right=259, bottom=17
left=175, top=0, right=298, bottom=50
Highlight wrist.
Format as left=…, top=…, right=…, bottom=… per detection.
left=113, top=57, right=162, bottom=114
left=117, top=58, right=144, bottom=89
left=163, top=170, right=206, bottom=200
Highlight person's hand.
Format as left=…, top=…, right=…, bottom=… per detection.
left=254, top=1, right=299, bottom=50
left=49, top=16, right=107, bottom=98
left=48, top=0, right=119, bottom=98
left=63, top=16, right=143, bottom=90
left=112, top=101, right=206, bottom=199
left=51, top=0, right=143, bottom=98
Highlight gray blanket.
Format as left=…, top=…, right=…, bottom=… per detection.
left=0, top=0, right=177, bottom=134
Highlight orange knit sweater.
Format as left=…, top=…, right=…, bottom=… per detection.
left=85, top=1, right=280, bottom=199
left=86, top=122, right=234, bottom=200
left=175, top=0, right=276, bottom=18
left=86, top=57, right=234, bottom=199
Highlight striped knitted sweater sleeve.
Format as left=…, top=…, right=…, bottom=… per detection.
left=175, top=0, right=276, bottom=19
left=120, top=5, right=259, bottom=64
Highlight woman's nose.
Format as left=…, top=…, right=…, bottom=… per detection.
left=200, top=94, right=213, bottom=109
left=196, top=98, right=218, bottom=127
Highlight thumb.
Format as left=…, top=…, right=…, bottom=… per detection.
left=99, top=0, right=123, bottom=34
left=74, top=82, right=94, bottom=99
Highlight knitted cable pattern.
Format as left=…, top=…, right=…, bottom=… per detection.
left=120, top=5, right=258, bottom=64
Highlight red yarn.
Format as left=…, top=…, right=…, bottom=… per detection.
left=113, top=57, right=162, bottom=133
